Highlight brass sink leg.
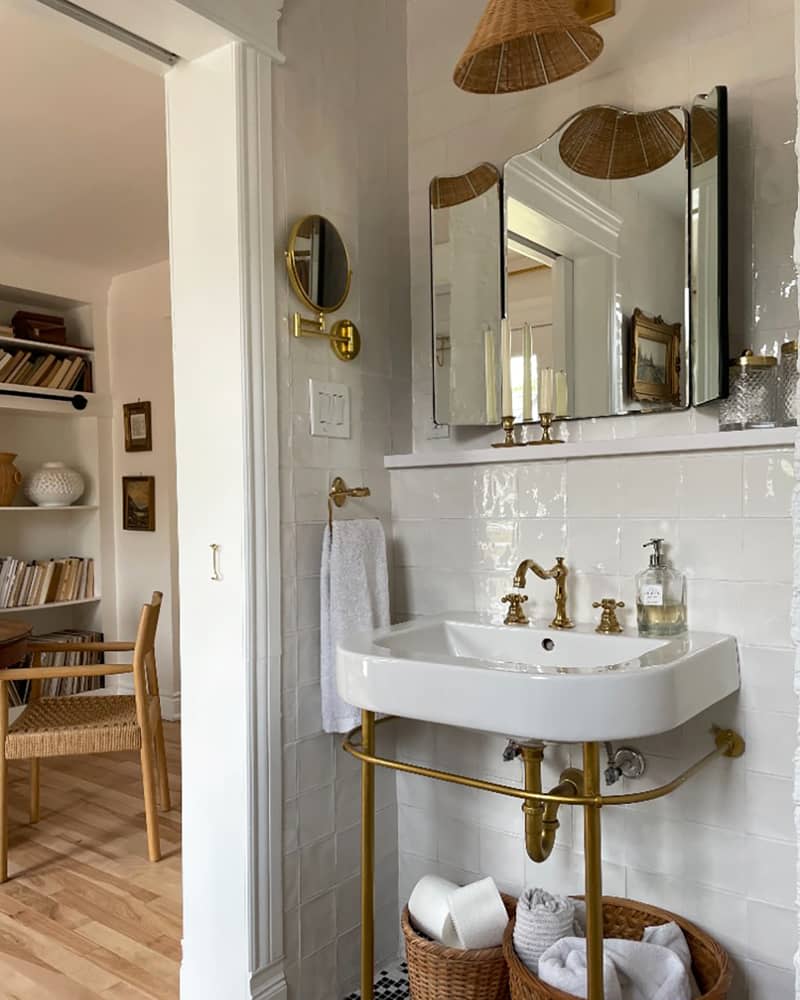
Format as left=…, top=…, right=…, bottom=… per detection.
left=583, top=742, right=604, bottom=1000
left=361, top=710, right=375, bottom=1000
left=520, top=744, right=582, bottom=864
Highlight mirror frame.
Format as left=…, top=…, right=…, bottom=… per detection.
left=285, top=214, right=352, bottom=314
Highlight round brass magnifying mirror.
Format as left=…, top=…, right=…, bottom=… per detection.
left=286, top=215, right=352, bottom=314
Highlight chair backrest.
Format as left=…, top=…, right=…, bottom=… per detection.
left=132, top=592, right=162, bottom=706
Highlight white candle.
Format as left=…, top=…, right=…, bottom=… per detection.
left=501, top=319, right=512, bottom=416
left=522, top=323, right=533, bottom=422
left=556, top=370, right=569, bottom=417
left=539, top=367, right=555, bottom=414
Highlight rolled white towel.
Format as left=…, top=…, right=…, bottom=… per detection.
left=513, top=888, right=575, bottom=973
left=448, top=877, right=509, bottom=950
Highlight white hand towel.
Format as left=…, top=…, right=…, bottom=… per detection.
left=408, top=876, right=460, bottom=948
left=513, top=889, right=576, bottom=973
left=447, top=877, right=509, bottom=950
left=538, top=934, right=693, bottom=1000
left=321, top=519, right=390, bottom=734
left=643, top=923, right=701, bottom=998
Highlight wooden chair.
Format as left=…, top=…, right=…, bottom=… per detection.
left=0, top=591, right=171, bottom=882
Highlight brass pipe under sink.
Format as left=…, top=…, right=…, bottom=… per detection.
left=517, top=743, right=583, bottom=863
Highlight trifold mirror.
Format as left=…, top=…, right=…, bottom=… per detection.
left=430, top=86, right=728, bottom=427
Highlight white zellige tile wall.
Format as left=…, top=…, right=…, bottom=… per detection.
left=273, top=0, right=412, bottom=997
left=389, top=447, right=796, bottom=999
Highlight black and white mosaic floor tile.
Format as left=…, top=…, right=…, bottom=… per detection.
left=343, top=960, right=409, bottom=1000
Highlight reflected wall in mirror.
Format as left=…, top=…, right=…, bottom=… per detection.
left=430, top=164, right=503, bottom=426
left=690, top=86, right=728, bottom=405
left=428, top=87, right=729, bottom=428
left=504, top=104, right=689, bottom=424
left=286, top=214, right=351, bottom=313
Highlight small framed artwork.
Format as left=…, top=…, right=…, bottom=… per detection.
left=122, top=476, right=156, bottom=532
left=630, top=309, right=682, bottom=405
left=124, top=401, right=152, bottom=453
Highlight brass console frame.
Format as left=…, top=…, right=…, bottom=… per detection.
left=345, top=713, right=744, bottom=1000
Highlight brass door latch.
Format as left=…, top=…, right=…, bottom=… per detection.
left=502, top=592, right=529, bottom=625
left=592, top=598, right=625, bottom=634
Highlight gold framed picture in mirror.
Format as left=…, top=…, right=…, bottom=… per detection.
left=630, top=309, right=682, bottom=405
left=285, top=214, right=352, bottom=314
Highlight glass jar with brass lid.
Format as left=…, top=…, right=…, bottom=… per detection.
left=719, top=350, right=777, bottom=430
left=779, top=339, right=798, bottom=427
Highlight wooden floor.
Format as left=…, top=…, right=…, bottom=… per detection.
left=0, top=722, right=181, bottom=999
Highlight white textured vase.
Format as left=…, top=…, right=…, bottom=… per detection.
left=25, top=462, right=85, bottom=508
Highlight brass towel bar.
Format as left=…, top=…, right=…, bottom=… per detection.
left=328, top=476, right=371, bottom=530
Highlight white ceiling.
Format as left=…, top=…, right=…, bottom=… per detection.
left=0, top=2, right=169, bottom=277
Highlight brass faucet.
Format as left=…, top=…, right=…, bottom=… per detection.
left=512, top=557, right=574, bottom=630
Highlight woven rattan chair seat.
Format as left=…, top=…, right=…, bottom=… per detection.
left=6, top=696, right=143, bottom=760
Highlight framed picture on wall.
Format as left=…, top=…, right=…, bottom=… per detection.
left=630, top=309, right=682, bottom=405
left=122, top=476, right=156, bottom=532
left=124, top=401, right=152, bottom=452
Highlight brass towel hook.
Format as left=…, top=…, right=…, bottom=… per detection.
left=328, top=476, right=371, bottom=530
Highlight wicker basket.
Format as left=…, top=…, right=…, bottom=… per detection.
left=403, top=894, right=516, bottom=1000
left=503, top=896, right=731, bottom=1000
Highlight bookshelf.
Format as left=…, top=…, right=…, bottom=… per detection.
left=0, top=281, right=109, bottom=693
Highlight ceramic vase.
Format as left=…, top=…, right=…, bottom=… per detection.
left=24, top=462, right=85, bottom=508
left=0, top=453, right=22, bottom=507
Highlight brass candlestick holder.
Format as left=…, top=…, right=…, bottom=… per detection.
left=529, top=412, right=564, bottom=445
left=492, top=415, right=524, bottom=448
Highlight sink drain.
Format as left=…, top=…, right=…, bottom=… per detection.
left=541, top=638, right=555, bottom=651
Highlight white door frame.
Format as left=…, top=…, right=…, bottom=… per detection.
left=65, top=3, right=286, bottom=997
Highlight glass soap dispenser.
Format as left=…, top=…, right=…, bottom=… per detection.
left=636, top=538, right=687, bottom=637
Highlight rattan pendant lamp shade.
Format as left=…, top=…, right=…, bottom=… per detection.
left=454, top=0, right=604, bottom=94
left=559, top=106, right=686, bottom=179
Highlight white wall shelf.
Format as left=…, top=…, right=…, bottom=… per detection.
left=0, top=505, right=98, bottom=512
left=0, top=597, right=101, bottom=614
left=385, top=426, right=796, bottom=469
left=0, top=386, right=109, bottom=418
left=0, top=334, right=94, bottom=357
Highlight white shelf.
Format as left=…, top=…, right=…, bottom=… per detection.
left=0, top=505, right=98, bottom=512
left=0, top=334, right=93, bottom=357
left=384, top=426, right=796, bottom=469
left=0, top=597, right=100, bottom=614
left=0, top=385, right=109, bottom=418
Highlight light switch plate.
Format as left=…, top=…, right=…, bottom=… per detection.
left=309, top=380, right=351, bottom=438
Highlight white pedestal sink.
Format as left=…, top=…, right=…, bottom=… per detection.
left=337, top=613, right=740, bottom=742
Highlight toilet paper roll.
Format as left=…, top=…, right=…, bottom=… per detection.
left=448, top=877, right=509, bottom=950
left=408, top=875, right=460, bottom=947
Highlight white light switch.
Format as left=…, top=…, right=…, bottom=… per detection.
left=310, top=380, right=351, bottom=438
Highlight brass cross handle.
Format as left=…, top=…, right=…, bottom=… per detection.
left=592, top=598, right=625, bottom=635
left=502, top=592, right=529, bottom=626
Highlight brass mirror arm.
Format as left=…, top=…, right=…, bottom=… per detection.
left=342, top=720, right=744, bottom=809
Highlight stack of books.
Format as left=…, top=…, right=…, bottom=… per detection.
left=8, top=628, right=105, bottom=705
left=0, top=556, right=95, bottom=609
left=0, top=348, right=90, bottom=392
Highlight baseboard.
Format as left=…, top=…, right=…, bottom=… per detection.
left=250, top=963, right=287, bottom=1000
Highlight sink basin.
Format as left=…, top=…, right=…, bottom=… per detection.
left=337, top=613, right=740, bottom=742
